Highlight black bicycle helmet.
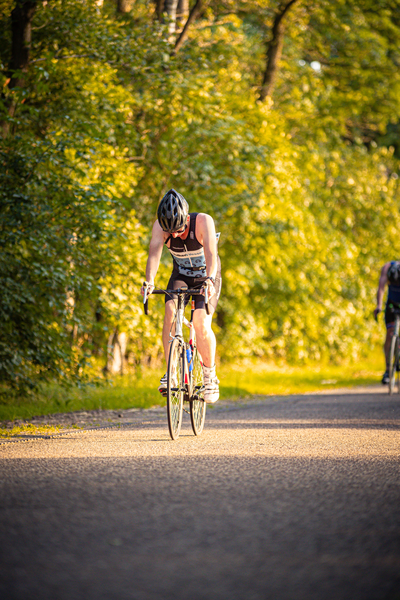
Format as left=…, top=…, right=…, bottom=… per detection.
left=157, top=189, right=189, bottom=233
left=387, top=261, right=400, bottom=285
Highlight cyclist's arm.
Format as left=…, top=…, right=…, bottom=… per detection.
left=376, top=262, right=391, bottom=313
left=197, top=213, right=218, bottom=280
left=145, top=221, right=165, bottom=284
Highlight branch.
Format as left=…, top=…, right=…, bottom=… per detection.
left=173, top=0, right=203, bottom=54
left=258, top=0, right=301, bottom=103
left=31, top=53, right=95, bottom=63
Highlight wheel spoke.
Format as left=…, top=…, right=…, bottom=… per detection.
left=190, top=348, right=206, bottom=435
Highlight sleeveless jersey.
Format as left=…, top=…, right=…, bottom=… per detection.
left=388, top=260, right=400, bottom=304
left=166, top=213, right=218, bottom=278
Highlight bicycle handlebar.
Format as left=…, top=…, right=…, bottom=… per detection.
left=374, top=305, right=400, bottom=322
left=143, top=284, right=210, bottom=315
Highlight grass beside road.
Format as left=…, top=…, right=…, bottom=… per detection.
left=0, top=353, right=383, bottom=424
left=218, top=356, right=382, bottom=398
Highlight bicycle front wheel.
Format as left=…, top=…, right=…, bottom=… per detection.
left=167, top=337, right=184, bottom=439
left=389, top=335, right=400, bottom=395
left=190, top=348, right=206, bottom=436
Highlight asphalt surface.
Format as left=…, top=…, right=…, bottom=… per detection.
left=1, top=386, right=400, bottom=600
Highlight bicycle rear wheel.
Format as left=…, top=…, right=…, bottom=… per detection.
left=167, top=338, right=184, bottom=439
left=389, top=334, right=399, bottom=395
left=190, top=347, right=206, bottom=436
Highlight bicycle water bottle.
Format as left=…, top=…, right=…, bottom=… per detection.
left=186, top=346, right=193, bottom=373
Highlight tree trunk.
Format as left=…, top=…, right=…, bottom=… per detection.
left=165, top=0, right=179, bottom=34
left=259, top=0, right=300, bottom=103
left=8, top=0, right=36, bottom=87
left=117, top=0, right=134, bottom=13
left=155, top=0, right=164, bottom=21
left=2, top=0, right=37, bottom=139
left=173, top=0, right=203, bottom=54
left=106, top=329, right=127, bottom=375
left=177, top=0, right=189, bottom=25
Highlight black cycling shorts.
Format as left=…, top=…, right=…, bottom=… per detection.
left=385, top=302, right=400, bottom=326
left=165, top=257, right=221, bottom=314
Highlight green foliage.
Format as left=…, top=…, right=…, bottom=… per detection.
left=0, top=137, right=111, bottom=392
left=0, top=0, right=399, bottom=399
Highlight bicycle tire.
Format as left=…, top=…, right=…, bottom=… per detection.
left=190, top=347, right=206, bottom=436
left=388, top=334, right=399, bottom=395
left=397, top=358, right=400, bottom=394
left=167, top=338, right=184, bottom=439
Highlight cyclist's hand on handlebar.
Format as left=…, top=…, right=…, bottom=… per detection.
left=141, top=281, right=154, bottom=297
left=374, top=307, right=381, bottom=322
left=202, top=278, right=215, bottom=300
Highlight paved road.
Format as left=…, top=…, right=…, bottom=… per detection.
left=1, top=386, right=400, bottom=600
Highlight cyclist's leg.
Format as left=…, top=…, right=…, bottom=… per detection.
left=384, top=304, right=395, bottom=382
left=192, top=266, right=221, bottom=366
left=192, top=269, right=221, bottom=403
left=192, top=309, right=216, bottom=368
left=385, top=326, right=394, bottom=365
left=193, top=310, right=219, bottom=403
left=163, top=300, right=176, bottom=363
left=162, top=273, right=187, bottom=363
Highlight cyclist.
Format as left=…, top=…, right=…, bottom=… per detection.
left=374, top=260, right=400, bottom=384
left=140, top=189, right=221, bottom=403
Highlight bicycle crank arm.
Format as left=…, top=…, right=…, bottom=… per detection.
left=191, top=394, right=205, bottom=402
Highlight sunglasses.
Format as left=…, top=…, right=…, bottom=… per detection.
left=172, top=224, right=187, bottom=235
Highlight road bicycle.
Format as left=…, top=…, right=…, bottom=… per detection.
left=143, top=283, right=210, bottom=440
left=388, top=306, right=400, bottom=395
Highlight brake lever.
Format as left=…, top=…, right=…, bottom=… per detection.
left=143, top=282, right=149, bottom=315
left=204, top=284, right=210, bottom=316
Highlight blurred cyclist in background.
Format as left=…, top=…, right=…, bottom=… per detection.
left=374, top=260, right=400, bottom=384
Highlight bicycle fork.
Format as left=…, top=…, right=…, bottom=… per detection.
left=394, top=315, right=400, bottom=339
